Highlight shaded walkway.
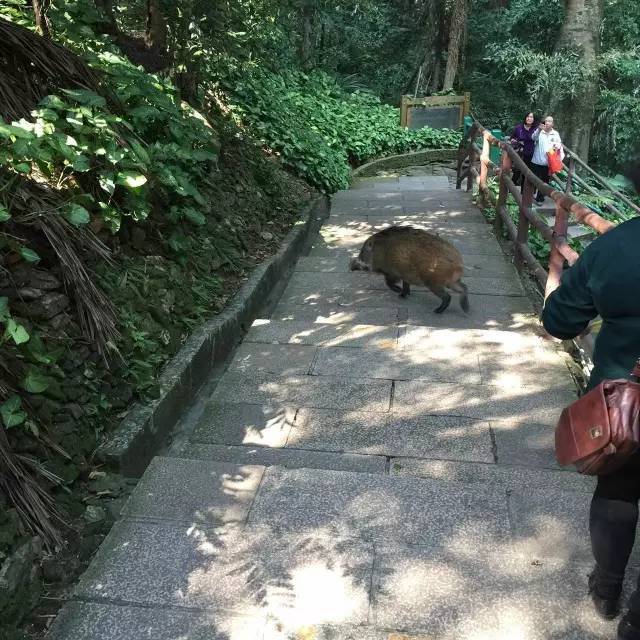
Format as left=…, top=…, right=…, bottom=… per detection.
left=48, top=175, right=623, bottom=640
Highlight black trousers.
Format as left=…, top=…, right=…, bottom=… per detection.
left=590, top=453, right=640, bottom=615
left=530, top=162, right=550, bottom=201
left=512, top=156, right=533, bottom=191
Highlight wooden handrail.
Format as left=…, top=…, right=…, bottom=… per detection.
left=456, top=118, right=631, bottom=354
left=562, top=146, right=640, bottom=216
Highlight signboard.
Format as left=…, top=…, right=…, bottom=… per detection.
left=400, top=93, right=470, bottom=130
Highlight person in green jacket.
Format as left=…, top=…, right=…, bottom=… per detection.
left=542, top=167, right=640, bottom=640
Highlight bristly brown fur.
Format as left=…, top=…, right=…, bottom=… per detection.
left=352, top=225, right=470, bottom=313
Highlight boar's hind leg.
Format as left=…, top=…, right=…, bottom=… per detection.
left=427, top=284, right=451, bottom=313
left=400, top=281, right=411, bottom=298
left=448, top=280, right=469, bottom=313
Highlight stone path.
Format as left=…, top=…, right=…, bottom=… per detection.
left=48, top=176, right=625, bottom=640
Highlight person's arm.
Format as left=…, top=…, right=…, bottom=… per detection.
left=531, top=127, right=541, bottom=142
left=542, top=255, right=597, bottom=339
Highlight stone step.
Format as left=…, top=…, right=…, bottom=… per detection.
left=178, top=442, right=386, bottom=474
left=272, top=294, right=538, bottom=332
left=308, top=236, right=504, bottom=256
left=211, top=369, right=393, bottom=413
left=46, top=601, right=265, bottom=640
left=49, top=554, right=619, bottom=640
left=282, top=272, right=524, bottom=296
left=295, top=253, right=520, bottom=279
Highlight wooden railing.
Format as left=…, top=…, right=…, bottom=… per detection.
left=454, top=119, right=637, bottom=300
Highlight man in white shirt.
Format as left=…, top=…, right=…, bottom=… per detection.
left=530, top=115, right=564, bottom=203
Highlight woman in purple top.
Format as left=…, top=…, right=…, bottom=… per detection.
left=510, top=112, right=537, bottom=188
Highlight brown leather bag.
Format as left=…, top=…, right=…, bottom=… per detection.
left=555, top=360, right=640, bottom=475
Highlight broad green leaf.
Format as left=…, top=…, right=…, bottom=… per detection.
left=22, top=370, right=50, bottom=394
left=0, top=297, right=8, bottom=316
left=14, top=163, right=31, bottom=174
left=61, top=89, right=107, bottom=108
left=6, top=318, right=30, bottom=345
left=65, top=204, right=90, bottom=226
left=20, top=247, right=41, bottom=264
left=1, top=395, right=26, bottom=429
left=40, top=95, right=66, bottom=110
left=72, top=155, right=91, bottom=172
left=116, top=172, right=147, bottom=189
left=38, top=108, right=59, bottom=122
left=129, top=140, right=151, bottom=165
left=183, top=208, right=206, bottom=226
left=0, top=123, right=33, bottom=139
left=0, top=206, right=10, bottom=222
left=99, top=174, right=116, bottom=195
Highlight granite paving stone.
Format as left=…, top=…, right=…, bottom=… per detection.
left=121, top=457, right=264, bottom=524
left=284, top=271, right=523, bottom=297
left=211, top=370, right=392, bottom=412
left=245, top=319, right=399, bottom=348
left=227, top=342, right=317, bottom=376
left=289, top=408, right=494, bottom=462
left=507, top=489, right=593, bottom=562
left=271, top=304, right=404, bottom=326
left=191, top=402, right=296, bottom=446
left=75, top=520, right=374, bottom=629
left=392, top=380, right=577, bottom=422
left=373, top=546, right=615, bottom=639
left=179, top=442, right=387, bottom=474
left=247, top=466, right=510, bottom=547
left=47, top=602, right=264, bottom=640
left=389, top=457, right=594, bottom=493
left=310, top=345, right=482, bottom=383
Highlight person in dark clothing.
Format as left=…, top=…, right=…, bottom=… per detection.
left=509, top=112, right=537, bottom=189
left=542, top=170, right=640, bottom=640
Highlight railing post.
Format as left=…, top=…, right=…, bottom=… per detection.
left=565, top=155, right=575, bottom=196
left=545, top=201, right=569, bottom=299
left=478, top=135, right=491, bottom=206
left=466, top=139, right=474, bottom=192
left=495, top=147, right=511, bottom=237
left=515, top=176, right=534, bottom=272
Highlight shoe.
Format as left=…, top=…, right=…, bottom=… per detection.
left=618, top=617, right=640, bottom=640
left=589, top=571, right=620, bottom=620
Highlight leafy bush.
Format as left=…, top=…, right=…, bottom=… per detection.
left=224, top=69, right=461, bottom=192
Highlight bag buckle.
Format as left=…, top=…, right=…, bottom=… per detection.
left=589, top=426, right=603, bottom=439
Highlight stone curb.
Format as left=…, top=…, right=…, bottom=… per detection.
left=352, top=148, right=458, bottom=178
left=98, top=196, right=329, bottom=476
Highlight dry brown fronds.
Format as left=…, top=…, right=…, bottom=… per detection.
left=0, top=16, right=100, bottom=122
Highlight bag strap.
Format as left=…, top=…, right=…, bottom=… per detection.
left=632, top=358, right=640, bottom=381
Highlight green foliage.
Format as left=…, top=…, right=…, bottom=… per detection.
left=468, top=0, right=640, bottom=170
left=226, top=69, right=460, bottom=192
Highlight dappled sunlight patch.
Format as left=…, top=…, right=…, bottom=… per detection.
left=185, top=527, right=373, bottom=630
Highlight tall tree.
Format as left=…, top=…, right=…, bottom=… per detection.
left=553, top=0, right=603, bottom=158
left=298, top=0, right=315, bottom=69
left=442, top=0, right=469, bottom=90
left=145, top=0, right=167, bottom=52
left=32, top=0, right=50, bottom=38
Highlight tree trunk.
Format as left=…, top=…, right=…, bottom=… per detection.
left=145, top=0, right=168, bottom=52
left=93, top=0, right=118, bottom=35
left=299, top=0, right=314, bottom=69
left=442, top=0, right=469, bottom=91
left=32, top=0, right=50, bottom=38
left=428, top=3, right=448, bottom=93
left=553, top=0, right=603, bottom=159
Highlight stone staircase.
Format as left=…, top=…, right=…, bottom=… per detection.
left=47, top=175, right=626, bottom=640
